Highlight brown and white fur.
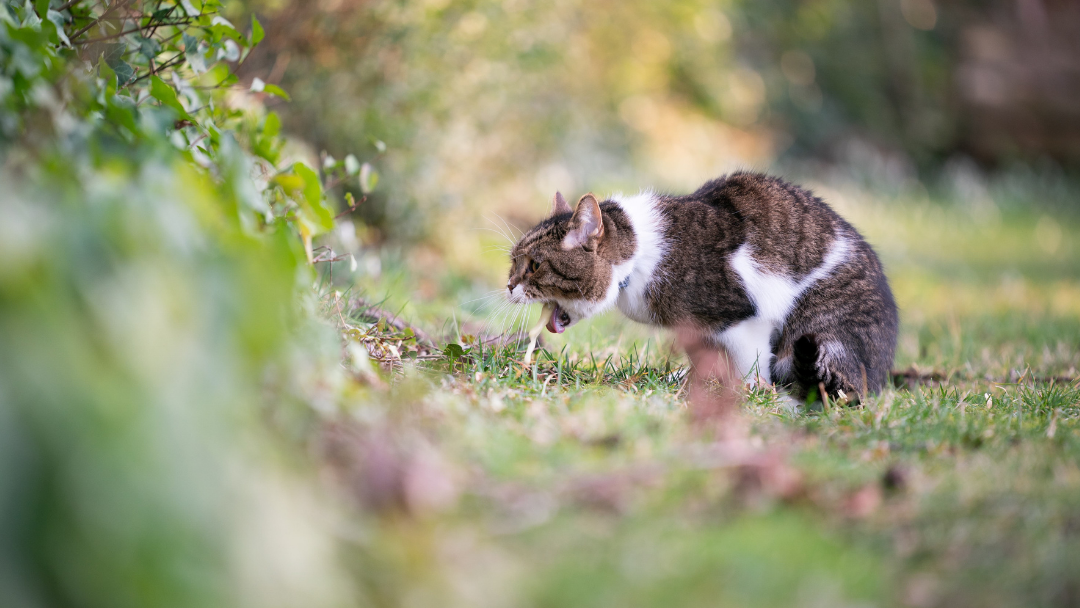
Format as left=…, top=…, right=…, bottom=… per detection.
left=507, top=172, right=898, bottom=400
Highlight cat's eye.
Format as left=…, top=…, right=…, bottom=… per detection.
left=527, top=259, right=540, bottom=273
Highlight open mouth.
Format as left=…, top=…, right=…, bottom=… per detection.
left=545, top=304, right=573, bottom=334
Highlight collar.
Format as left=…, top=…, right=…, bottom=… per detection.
left=618, top=275, right=631, bottom=291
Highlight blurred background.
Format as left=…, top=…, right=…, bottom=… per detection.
left=229, top=0, right=1079, bottom=318
left=234, top=0, right=1080, bottom=231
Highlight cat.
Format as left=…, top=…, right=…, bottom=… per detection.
left=506, top=171, right=899, bottom=400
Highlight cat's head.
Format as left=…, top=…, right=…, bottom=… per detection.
left=507, top=192, right=633, bottom=333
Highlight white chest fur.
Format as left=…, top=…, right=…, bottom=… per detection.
left=611, top=192, right=667, bottom=324
left=717, top=236, right=852, bottom=383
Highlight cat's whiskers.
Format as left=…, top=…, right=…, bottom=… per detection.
left=477, top=294, right=522, bottom=344
left=491, top=212, right=523, bottom=240
left=474, top=226, right=516, bottom=248
left=460, top=289, right=505, bottom=307
left=481, top=214, right=520, bottom=246
left=507, top=302, right=531, bottom=343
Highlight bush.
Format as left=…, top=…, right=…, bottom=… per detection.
left=0, top=2, right=361, bottom=605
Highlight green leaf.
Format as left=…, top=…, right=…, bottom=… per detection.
left=261, top=83, right=291, bottom=101
left=184, top=34, right=207, bottom=74
left=250, top=14, right=264, bottom=46
left=97, top=55, right=117, bottom=94
left=443, top=343, right=466, bottom=360
left=102, top=43, right=125, bottom=65
left=251, top=78, right=290, bottom=100
left=138, top=36, right=161, bottom=60
left=183, top=33, right=199, bottom=52
left=149, top=76, right=190, bottom=120
left=35, top=0, right=49, bottom=19
left=263, top=112, right=280, bottom=139
left=20, top=5, right=42, bottom=29
left=293, top=163, right=334, bottom=233
left=46, top=10, right=69, bottom=46
left=112, top=61, right=135, bottom=87
left=179, top=0, right=201, bottom=17
left=208, top=22, right=242, bottom=44
left=105, top=94, right=138, bottom=135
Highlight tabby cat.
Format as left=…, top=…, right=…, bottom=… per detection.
left=506, top=172, right=898, bottom=399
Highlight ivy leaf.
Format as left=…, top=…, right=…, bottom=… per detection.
left=149, top=76, right=191, bottom=120
left=21, top=5, right=42, bottom=28
left=97, top=54, right=117, bottom=94
left=138, top=37, right=161, bottom=60
left=105, top=94, right=138, bottom=135
left=112, top=61, right=135, bottom=87
left=102, top=43, right=125, bottom=66
left=183, top=34, right=206, bottom=74
left=179, top=0, right=201, bottom=17
left=250, top=14, right=264, bottom=46
left=46, top=10, right=69, bottom=47
left=35, top=0, right=48, bottom=19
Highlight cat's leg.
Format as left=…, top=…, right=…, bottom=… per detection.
left=792, top=333, right=865, bottom=402
left=716, top=317, right=774, bottom=385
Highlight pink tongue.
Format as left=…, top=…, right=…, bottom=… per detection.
left=546, top=304, right=565, bottom=333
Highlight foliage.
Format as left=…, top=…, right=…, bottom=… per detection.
left=0, top=1, right=373, bottom=606
left=231, top=0, right=1077, bottom=253
left=0, top=0, right=377, bottom=255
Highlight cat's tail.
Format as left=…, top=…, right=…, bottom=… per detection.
left=792, top=333, right=862, bottom=404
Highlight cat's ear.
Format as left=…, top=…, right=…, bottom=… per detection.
left=562, top=193, right=604, bottom=251
left=551, top=191, right=572, bottom=216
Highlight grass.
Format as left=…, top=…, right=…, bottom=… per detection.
left=322, top=183, right=1080, bottom=608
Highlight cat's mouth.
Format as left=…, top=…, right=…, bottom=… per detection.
left=546, top=304, right=573, bottom=334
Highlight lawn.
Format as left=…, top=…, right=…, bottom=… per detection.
left=322, top=179, right=1080, bottom=608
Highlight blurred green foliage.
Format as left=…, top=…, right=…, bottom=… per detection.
left=0, top=1, right=362, bottom=606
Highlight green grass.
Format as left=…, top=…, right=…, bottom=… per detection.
left=326, top=187, right=1080, bottom=608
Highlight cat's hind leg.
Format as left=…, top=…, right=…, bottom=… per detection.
left=792, top=333, right=865, bottom=403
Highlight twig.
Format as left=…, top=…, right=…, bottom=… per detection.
left=70, top=0, right=133, bottom=41
left=334, top=195, right=367, bottom=219
left=76, top=20, right=198, bottom=45
left=58, top=0, right=86, bottom=12
left=129, top=54, right=183, bottom=84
